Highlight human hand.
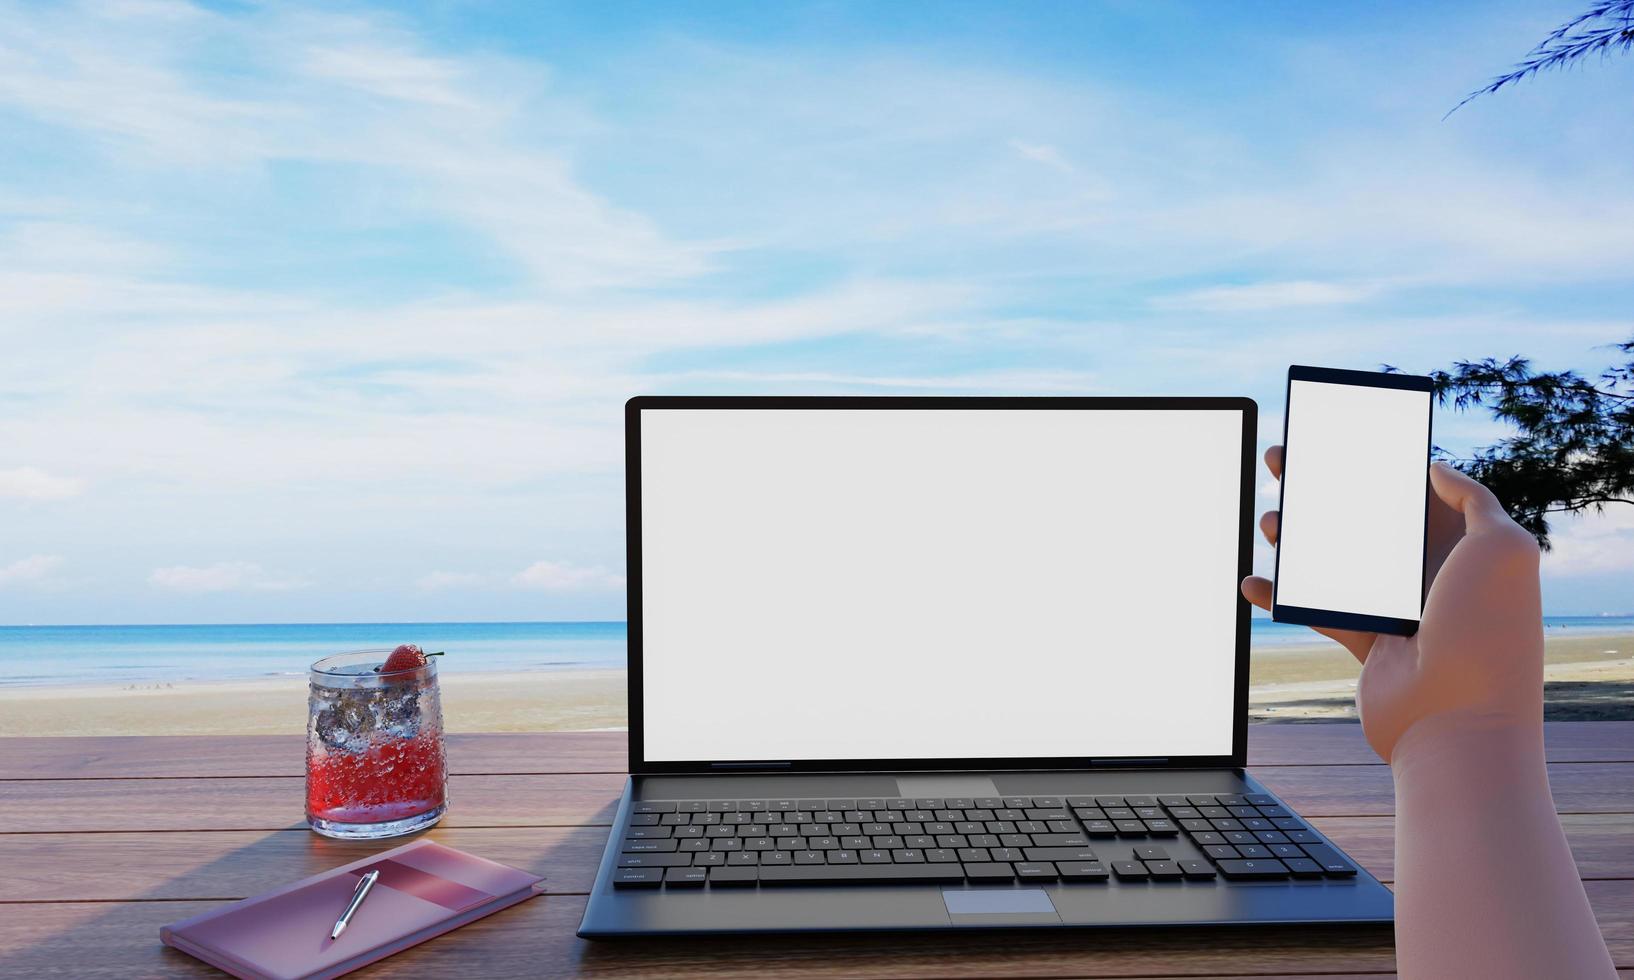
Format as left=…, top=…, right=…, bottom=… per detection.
left=1239, top=446, right=1544, bottom=762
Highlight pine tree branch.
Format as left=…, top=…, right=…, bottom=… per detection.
left=1448, top=0, right=1634, bottom=116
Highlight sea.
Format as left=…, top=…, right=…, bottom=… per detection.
left=1, top=616, right=1631, bottom=688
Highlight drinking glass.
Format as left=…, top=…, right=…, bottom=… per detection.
left=306, top=649, right=448, bottom=839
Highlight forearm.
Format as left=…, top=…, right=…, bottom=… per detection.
left=1390, top=716, right=1614, bottom=980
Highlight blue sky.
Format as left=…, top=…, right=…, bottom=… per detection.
left=1, top=0, right=1631, bottom=623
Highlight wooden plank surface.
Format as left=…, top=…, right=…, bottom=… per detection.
left=0, top=723, right=1628, bottom=978
left=0, top=731, right=630, bottom=780
left=4, top=761, right=1628, bottom=836
left=0, top=885, right=1630, bottom=979
left=3, top=722, right=1627, bottom=779
left=3, top=812, right=1631, bottom=905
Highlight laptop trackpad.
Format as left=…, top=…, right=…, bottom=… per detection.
left=943, top=887, right=1060, bottom=925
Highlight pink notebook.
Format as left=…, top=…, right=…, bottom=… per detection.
left=161, top=840, right=544, bottom=980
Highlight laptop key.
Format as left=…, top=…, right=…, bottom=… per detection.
left=926, top=848, right=960, bottom=863
left=794, top=850, right=825, bottom=864
left=709, top=867, right=758, bottom=885
left=758, top=863, right=963, bottom=885
left=1299, top=843, right=1359, bottom=877
left=1245, top=794, right=1277, bottom=806
left=963, top=863, right=1014, bottom=881
left=1014, top=862, right=1057, bottom=880
left=726, top=851, right=758, bottom=865
left=1083, top=820, right=1117, bottom=837
left=1178, top=859, right=1216, bottom=880
left=1236, top=844, right=1271, bottom=859
left=612, top=867, right=665, bottom=888
left=1143, top=820, right=1179, bottom=836
left=1025, top=847, right=1098, bottom=862
left=1057, top=861, right=1110, bottom=880
left=1218, top=859, right=1289, bottom=879
left=691, top=851, right=725, bottom=866
left=1285, top=857, right=1324, bottom=878
left=828, top=849, right=859, bottom=864
left=665, top=867, right=708, bottom=887
left=1030, top=834, right=1089, bottom=846
left=623, top=838, right=679, bottom=853
left=618, top=853, right=691, bottom=867
left=624, top=826, right=674, bottom=839
left=892, top=849, right=925, bottom=863
left=1132, top=845, right=1170, bottom=861
left=1110, top=860, right=1148, bottom=880
left=634, top=802, right=677, bottom=814
left=1144, top=860, right=1183, bottom=880
left=759, top=850, right=791, bottom=865
left=1114, top=821, right=1147, bottom=837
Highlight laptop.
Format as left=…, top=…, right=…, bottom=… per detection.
left=577, top=396, right=1394, bottom=936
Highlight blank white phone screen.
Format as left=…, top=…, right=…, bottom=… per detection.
left=1276, top=381, right=1431, bottom=621
left=638, top=408, right=1245, bottom=763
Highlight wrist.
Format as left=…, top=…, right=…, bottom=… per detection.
left=1390, top=710, right=1550, bottom=813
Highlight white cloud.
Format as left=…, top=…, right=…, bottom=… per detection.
left=0, top=1, right=713, bottom=291
left=1542, top=506, right=1634, bottom=576
left=511, top=560, right=625, bottom=592
left=0, top=555, right=65, bottom=587
left=1010, top=140, right=1076, bottom=175
left=0, top=467, right=84, bottom=500
left=148, top=562, right=308, bottom=593
left=1153, top=281, right=1381, bottom=313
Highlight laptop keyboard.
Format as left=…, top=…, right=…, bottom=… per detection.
left=609, top=793, right=1358, bottom=888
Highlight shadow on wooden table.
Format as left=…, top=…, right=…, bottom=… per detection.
left=569, top=912, right=1397, bottom=977
left=0, top=818, right=622, bottom=978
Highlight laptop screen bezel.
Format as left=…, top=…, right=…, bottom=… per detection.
left=625, top=395, right=1257, bottom=774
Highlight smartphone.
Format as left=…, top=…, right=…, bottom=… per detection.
left=1272, top=365, right=1434, bottom=636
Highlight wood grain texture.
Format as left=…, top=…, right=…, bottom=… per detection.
left=3, top=813, right=1628, bottom=904
left=1, top=724, right=1629, bottom=978
left=4, top=760, right=1629, bottom=836
left=3, top=723, right=1629, bottom=779
left=1245, top=720, right=1634, bottom=766
left=0, top=885, right=1627, bottom=979
left=0, top=731, right=630, bottom=779
left=0, top=772, right=627, bottom=833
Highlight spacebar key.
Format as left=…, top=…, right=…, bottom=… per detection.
left=758, top=863, right=965, bottom=884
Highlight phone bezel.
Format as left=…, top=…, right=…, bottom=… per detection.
left=1271, top=365, right=1435, bottom=638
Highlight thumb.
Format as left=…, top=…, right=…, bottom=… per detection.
left=1428, top=461, right=1511, bottom=534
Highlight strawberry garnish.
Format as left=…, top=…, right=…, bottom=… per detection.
left=382, top=644, right=428, bottom=673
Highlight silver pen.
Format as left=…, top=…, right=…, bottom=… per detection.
left=330, top=869, right=380, bottom=940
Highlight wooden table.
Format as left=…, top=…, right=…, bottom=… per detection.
left=2, top=723, right=1630, bottom=978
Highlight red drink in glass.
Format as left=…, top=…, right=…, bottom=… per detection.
left=306, top=649, right=448, bottom=838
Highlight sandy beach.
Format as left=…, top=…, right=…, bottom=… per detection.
left=1, top=631, right=1630, bottom=736
left=1251, top=629, right=1634, bottom=722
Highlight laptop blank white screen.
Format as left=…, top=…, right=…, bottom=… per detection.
left=637, top=407, right=1245, bottom=763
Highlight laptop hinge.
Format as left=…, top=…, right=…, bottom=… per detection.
left=710, top=761, right=793, bottom=769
